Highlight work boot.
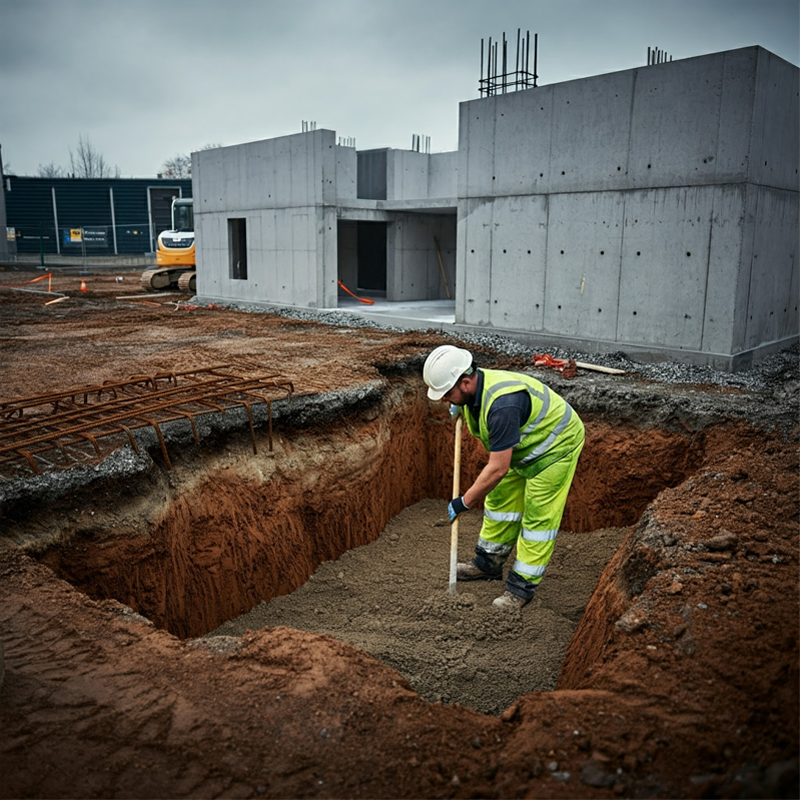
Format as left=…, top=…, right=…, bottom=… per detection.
left=456, top=560, right=502, bottom=581
left=492, top=590, right=529, bottom=610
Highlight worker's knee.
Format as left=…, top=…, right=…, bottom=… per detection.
left=473, top=543, right=512, bottom=577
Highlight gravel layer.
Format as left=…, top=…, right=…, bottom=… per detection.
left=201, top=299, right=799, bottom=394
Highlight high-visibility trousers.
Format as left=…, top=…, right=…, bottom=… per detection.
left=477, top=439, right=584, bottom=588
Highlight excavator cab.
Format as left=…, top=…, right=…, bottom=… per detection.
left=142, top=197, right=196, bottom=292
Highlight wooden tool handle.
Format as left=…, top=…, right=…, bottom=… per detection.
left=448, top=415, right=463, bottom=594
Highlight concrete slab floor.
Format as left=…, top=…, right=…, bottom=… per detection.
left=331, top=296, right=456, bottom=327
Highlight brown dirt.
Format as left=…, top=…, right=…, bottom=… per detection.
left=206, top=502, right=629, bottom=716
left=0, top=267, right=798, bottom=799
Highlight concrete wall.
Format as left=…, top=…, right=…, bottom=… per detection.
left=0, top=146, right=8, bottom=262
left=336, top=220, right=358, bottom=291
left=336, top=145, right=357, bottom=201
left=749, top=49, right=800, bottom=190
left=387, top=213, right=456, bottom=301
left=193, top=129, right=339, bottom=308
left=387, top=151, right=458, bottom=201
left=195, top=134, right=457, bottom=308
left=457, top=46, right=799, bottom=367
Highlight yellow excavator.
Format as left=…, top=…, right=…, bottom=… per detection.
left=141, top=197, right=196, bottom=292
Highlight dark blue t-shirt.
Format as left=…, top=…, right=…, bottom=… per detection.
left=467, top=370, right=532, bottom=452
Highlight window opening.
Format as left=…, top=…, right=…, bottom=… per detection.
left=228, top=218, right=247, bottom=280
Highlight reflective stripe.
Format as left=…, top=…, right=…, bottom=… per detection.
left=484, top=379, right=546, bottom=408
left=484, top=509, right=523, bottom=522
left=520, top=385, right=550, bottom=436
left=521, top=527, right=558, bottom=542
left=512, top=559, right=546, bottom=577
left=517, top=405, right=573, bottom=466
left=478, top=537, right=514, bottom=555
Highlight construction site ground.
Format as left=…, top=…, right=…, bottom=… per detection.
left=0, top=267, right=797, bottom=800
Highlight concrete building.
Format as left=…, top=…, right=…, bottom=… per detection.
left=0, top=147, right=8, bottom=262
left=194, top=45, right=798, bottom=369
left=193, top=137, right=457, bottom=310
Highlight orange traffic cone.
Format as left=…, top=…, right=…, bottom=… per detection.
left=80, top=280, right=87, bottom=292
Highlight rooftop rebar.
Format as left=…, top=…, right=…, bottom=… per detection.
left=0, top=364, right=294, bottom=479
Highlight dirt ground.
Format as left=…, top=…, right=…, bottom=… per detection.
left=207, top=502, right=629, bottom=716
left=0, top=267, right=798, bottom=800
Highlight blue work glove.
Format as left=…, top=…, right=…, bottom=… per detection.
left=448, top=495, right=470, bottom=522
left=449, top=403, right=460, bottom=419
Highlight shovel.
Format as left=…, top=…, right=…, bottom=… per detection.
left=448, top=414, right=463, bottom=595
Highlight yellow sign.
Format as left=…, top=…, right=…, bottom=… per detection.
left=70, top=228, right=82, bottom=242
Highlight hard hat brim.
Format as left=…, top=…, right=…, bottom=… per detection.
left=427, top=385, right=447, bottom=401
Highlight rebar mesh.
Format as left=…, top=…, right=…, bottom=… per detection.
left=0, top=364, right=294, bottom=479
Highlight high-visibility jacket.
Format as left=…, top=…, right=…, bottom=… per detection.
left=464, top=369, right=584, bottom=479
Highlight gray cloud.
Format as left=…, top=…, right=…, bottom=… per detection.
left=1, top=0, right=797, bottom=176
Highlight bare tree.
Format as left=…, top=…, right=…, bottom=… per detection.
left=160, top=153, right=191, bottom=178
left=159, top=144, right=222, bottom=178
left=69, top=133, right=120, bottom=178
left=37, top=162, right=67, bottom=178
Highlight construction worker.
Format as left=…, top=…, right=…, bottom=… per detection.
left=423, top=344, right=585, bottom=610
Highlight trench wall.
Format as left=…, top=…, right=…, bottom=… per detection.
left=30, top=381, right=705, bottom=641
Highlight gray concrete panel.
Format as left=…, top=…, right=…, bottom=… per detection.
left=291, top=209, right=314, bottom=306
left=319, top=206, right=338, bottom=308
left=428, top=152, right=458, bottom=199
left=750, top=49, right=800, bottom=191
left=617, top=187, right=713, bottom=349
left=546, top=73, right=635, bottom=195
left=430, top=217, right=457, bottom=300
left=194, top=214, right=220, bottom=297
left=701, top=184, right=746, bottom=354
left=196, top=130, right=336, bottom=213
left=486, top=195, right=548, bottom=331
left=337, top=221, right=358, bottom=294
left=543, top=192, right=624, bottom=340
left=335, top=146, right=357, bottom=201
left=0, top=153, right=7, bottom=262
left=715, top=49, right=759, bottom=183
left=387, top=151, right=429, bottom=201
left=731, top=186, right=759, bottom=352
left=628, top=55, right=730, bottom=189
left=490, top=86, right=554, bottom=197
left=357, top=150, right=388, bottom=200
left=455, top=204, right=469, bottom=323
left=388, top=213, right=456, bottom=301
left=459, top=96, right=497, bottom=200
left=253, top=211, right=280, bottom=300
left=744, top=187, right=800, bottom=348
left=787, top=203, right=800, bottom=336
left=193, top=150, right=224, bottom=214
left=459, top=198, right=493, bottom=326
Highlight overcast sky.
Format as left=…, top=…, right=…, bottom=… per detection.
left=1, top=0, right=797, bottom=177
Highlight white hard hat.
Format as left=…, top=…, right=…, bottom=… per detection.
left=423, top=345, right=473, bottom=400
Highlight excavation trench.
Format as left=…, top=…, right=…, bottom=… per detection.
left=32, top=378, right=707, bottom=715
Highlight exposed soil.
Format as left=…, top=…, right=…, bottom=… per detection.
left=0, top=267, right=798, bottom=800
left=206, top=502, right=630, bottom=716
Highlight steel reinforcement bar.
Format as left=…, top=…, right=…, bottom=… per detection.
left=0, top=365, right=294, bottom=479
